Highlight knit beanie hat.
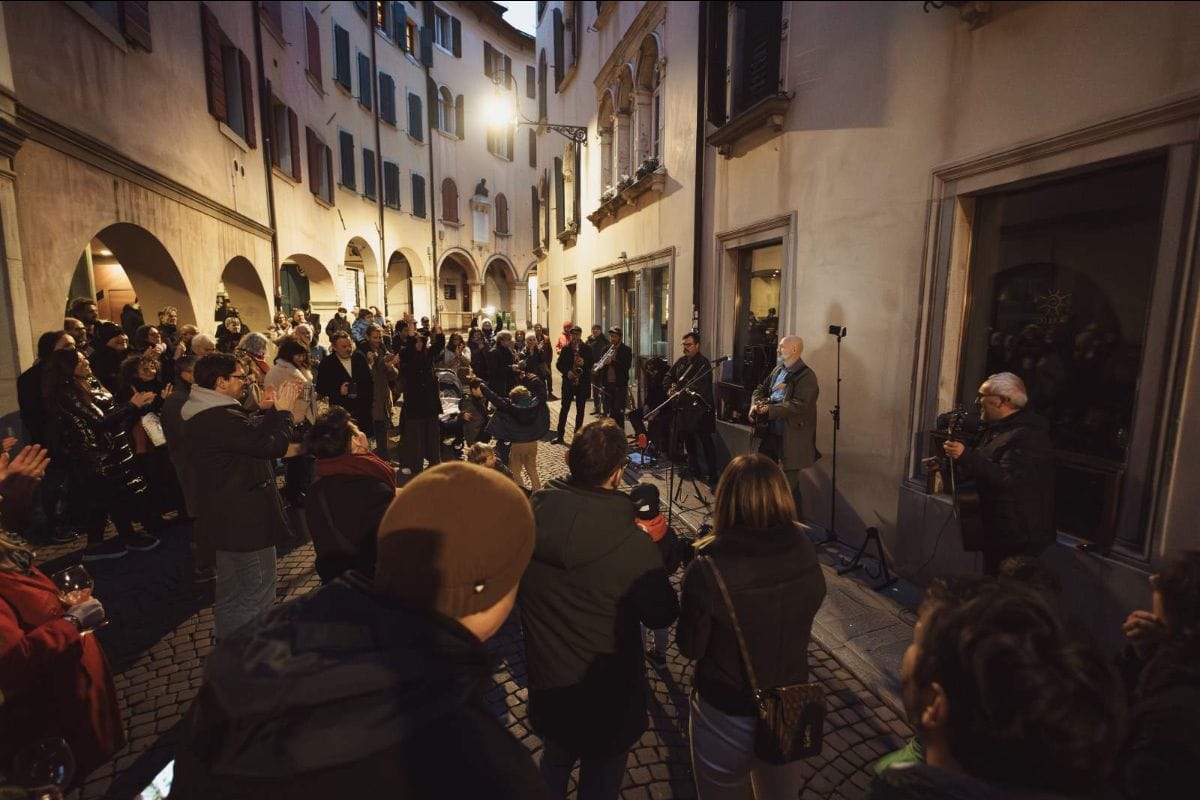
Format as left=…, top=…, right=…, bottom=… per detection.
left=630, top=483, right=660, bottom=521
left=95, top=321, right=125, bottom=346
left=375, top=462, right=535, bottom=618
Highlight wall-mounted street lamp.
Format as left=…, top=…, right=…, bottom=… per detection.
left=483, top=74, right=589, bottom=145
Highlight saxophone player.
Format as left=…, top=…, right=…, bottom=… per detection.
left=552, top=326, right=594, bottom=444
left=596, top=327, right=633, bottom=429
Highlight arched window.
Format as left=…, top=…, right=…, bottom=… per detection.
left=495, top=193, right=509, bottom=234
left=635, top=35, right=662, bottom=163
left=438, top=86, right=455, bottom=136
left=614, top=70, right=634, bottom=184
left=598, top=91, right=614, bottom=195
left=441, top=178, right=459, bottom=223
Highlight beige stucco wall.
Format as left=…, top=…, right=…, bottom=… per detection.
left=704, top=1, right=1200, bottom=647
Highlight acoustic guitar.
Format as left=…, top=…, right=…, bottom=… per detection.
left=947, top=408, right=986, bottom=552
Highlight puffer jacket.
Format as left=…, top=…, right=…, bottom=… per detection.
left=48, top=380, right=148, bottom=501
left=482, top=377, right=549, bottom=444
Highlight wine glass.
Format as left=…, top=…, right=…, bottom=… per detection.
left=50, top=565, right=93, bottom=606
left=11, top=737, right=75, bottom=789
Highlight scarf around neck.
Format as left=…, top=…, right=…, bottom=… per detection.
left=314, top=452, right=397, bottom=488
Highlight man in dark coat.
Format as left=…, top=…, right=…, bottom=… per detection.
left=182, top=354, right=298, bottom=641
left=160, top=356, right=215, bottom=582
left=171, top=463, right=547, bottom=800
left=942, top=371, right=1055, bottom=575
left=598, top=327, right=634, bottom=430
left=398, top=335, right=443, bottom=474
left=486, top=331, right=519, bottom=398
left=520, top=420, right=679, bottom=800
left=315, top=331, right=374, bottom=434
left=751, top=334, right=818, bottom=516
left=324, top=307, right=352, bottom=341
left=664, top=331, right=719, bottom=483
left=587, top=324, right=608, bottom=415
left=551, top=326, right=594, bottom=445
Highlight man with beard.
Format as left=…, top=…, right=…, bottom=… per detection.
left=662, top=331, right=719, bottom=484
left=750, top=335, right=818, bottom=516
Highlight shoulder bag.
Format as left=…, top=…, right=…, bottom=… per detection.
left=701, top=555, right=826, bottom=764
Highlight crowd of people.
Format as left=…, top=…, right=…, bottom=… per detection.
left=0, top=299, right=1192, bottom=800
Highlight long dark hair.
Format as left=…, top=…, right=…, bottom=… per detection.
left=710, top=453, right=796, bottom=537
left=42, top=347, right=86, bottom=404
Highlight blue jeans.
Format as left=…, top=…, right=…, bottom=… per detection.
left=214, top=547, right=277, bottom=641
left=688, top=692, right=805, bottom=800
left=538, top=738, right=627, bottom=800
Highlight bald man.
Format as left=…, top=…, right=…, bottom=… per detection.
left=750, top=335, right=819, bottom=519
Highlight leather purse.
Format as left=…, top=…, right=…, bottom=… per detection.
left=701, top=555, right=826, bottom=764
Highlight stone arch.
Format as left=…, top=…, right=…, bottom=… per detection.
left=635, top=33, right=664, bottom=89
left=482, top=256, right=518, bottom=315
left=386, top=250, right=415, bottom=319
left=220, top=256, right=272, bottom=334
left=437, top=249, right=479, bottom=330
left=280, top=253, right=337, bottom=331
left=343, top=237, right=379, bottom=312
left=67, top=223, right=195, bottom=328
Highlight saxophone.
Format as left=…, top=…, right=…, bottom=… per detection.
left=567, top=345, right=585, bottom=385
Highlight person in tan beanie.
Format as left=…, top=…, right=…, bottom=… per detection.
left=172, top=462, right=547, bottom=800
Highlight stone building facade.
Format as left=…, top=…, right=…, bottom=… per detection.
left=534, top=0, right=1200, bottom=647
left=0, top=0, right=536, bottom=413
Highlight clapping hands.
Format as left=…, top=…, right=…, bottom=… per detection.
left=261, top=381, right=302, bottom=413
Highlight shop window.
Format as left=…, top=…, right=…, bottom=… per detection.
left=956, top=157, right=1167, bottom=552
left=638, top=266, right=669, bottom=359
left=718, top=243, right=781, bottom=423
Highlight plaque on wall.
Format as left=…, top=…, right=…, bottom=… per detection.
left=443, top=284, right=457, bottom=300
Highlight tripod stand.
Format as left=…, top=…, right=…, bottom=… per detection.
left=825, top=325, right=845, bottom=545
left=645, top=357, right=725, bottom=531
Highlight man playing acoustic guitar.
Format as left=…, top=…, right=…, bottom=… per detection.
left=750, top=335, right=819, bottom=520
left=942, top=372, right=1055, bottom=575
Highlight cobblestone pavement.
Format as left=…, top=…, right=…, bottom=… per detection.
left=34, top=410, right=910, bottom=799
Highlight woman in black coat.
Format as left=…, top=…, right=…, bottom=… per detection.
left=398, top=335, right=443, bottom=474
left=43, top=348, right=164, bottom=561
left=678, top=452, right=827, bottom=799
left=303, top=408, right=397, bottom=583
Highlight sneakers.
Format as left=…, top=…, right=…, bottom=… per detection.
left=549, top=436, right=566, bottom=446
left=123, top=532, right=161, bottom=552
left=646, top=648, right=667, bottom=669
left=82, top=539, right=128, bottom=562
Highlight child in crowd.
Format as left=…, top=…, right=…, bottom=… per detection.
left=630, top=483, right=680, bottom=668
left=481, top=373, right=549, bottom=492
left=466, top=443, right=515, bottom=484
left=459, top=378, right=490, bottom=446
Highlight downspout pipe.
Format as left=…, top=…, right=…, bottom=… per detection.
left=370, top=2, right=386, bottom=317
left=423, top=1, right=438, bottom=322
left=692, top=4, right=708, bottom=334
left=251, top=1, right=281, bottom=307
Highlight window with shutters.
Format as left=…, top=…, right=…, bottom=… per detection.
left=597, top=92, right=614, bottom=194
left=441, top=179, right=459, bottom=223
left=260, top=1, right=283, bottom=36
left=530, top=186, right=541, bottom=251
left=404, top=20, right=418, bottom=54
left=552, top=9, right=564, bottom=92
left=357, top=52, right=372, bottom=110
left=495, top=193, right=509, bottom=235
left=338, top=130, right=356, bottom=191
left=437, top=86, right=455, bottom=136
left=84, top=1, right=122, bottom=32
left=528, top=129, right=537, bottom=168
left=526, top=65, right=537, bottom=99
left=82, top=0, right=152, bottom=49
left=306, top=127, right=333, bottom=204
left=270, top=97, right=301, bottom=182
left=333, top=23, right=352, bottom=91
left=537, top=50, right=548, bottom=121
left=407, top=91, right=424, bottom=142
left=411, top=173, right=427, bottom=218
left=362, top=148, right=377, bottom=199
left=200, top=6, right=256, bottom=147
left=704, top=1, right=790, bottom=156
left=305, top=10, right=322, bottom=89
left=554, top=157, right=565, bottom=234
left=378, top=72, right=397, bottom=124
left=635, top=35, right=662, bottom=163
left=487, top=125, right=514, bottom=161
left=564, top=1, right=579, bottom=73
left=432, top=8, right=460, bottom=55
left=483, top=42, right=510, bottom=87
left=383, top=161, right=401, bottom=209
left=455, top=95, right=465, bottom=141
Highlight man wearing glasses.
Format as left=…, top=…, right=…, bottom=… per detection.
left=182, top=353, right=301, bottom=640
left=942, top=372, right=1055, bottom=575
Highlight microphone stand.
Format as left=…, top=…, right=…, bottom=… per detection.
left=646, top=357, right=724, bottom=532
left=826, top=330, right=844, bottom=545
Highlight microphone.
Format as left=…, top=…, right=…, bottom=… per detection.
left=712, top=355, right=731, bottom=363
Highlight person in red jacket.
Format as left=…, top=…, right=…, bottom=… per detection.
left=0, top=531, right=124, bottom=784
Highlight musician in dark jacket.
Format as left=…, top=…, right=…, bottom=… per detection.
left=942, top=372, right=1055, bottom=575
left=552, top=326, right=594, bottom=445
left=678, top=453, right=826, bottom=797
left=662, top=331, right=718, bottom=483
left=587, top=325, right=609, bottom=415
left=597, top=327, right=633, bottom=429
left=750, top=335, right=819, bottom=517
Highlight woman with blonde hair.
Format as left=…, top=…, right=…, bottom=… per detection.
left=678, top=453, right=826, bottom=799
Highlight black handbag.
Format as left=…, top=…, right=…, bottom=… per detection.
left=701, top=555, right=826, bottom=764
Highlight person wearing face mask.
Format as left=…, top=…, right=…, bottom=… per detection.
left=750, top=335, right=819, bottom=520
